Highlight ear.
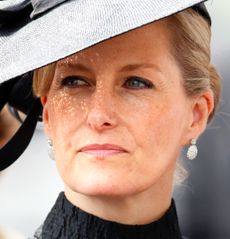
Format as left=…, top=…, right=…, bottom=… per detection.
left=41, top=96, right=52, bottom=139
left=184, top=90, right=214, bottom=145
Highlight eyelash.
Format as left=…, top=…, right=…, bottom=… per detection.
left=60, top=76, right=89, bottom=88
left=60, top=76, right=154, bottom=89
left=124, top=76, right=154, bottom=89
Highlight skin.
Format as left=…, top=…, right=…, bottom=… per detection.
left=42, top=20, right=213, bottom=225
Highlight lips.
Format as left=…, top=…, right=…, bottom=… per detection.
left=78, top=144, right=128, bottom=157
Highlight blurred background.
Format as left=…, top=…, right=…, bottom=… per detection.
left=176, top=1, right=230, bottom=238
left=0, top=1, right=229, bottom=238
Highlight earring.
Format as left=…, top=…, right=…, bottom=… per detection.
left=47, top=139, right=54, bottom=160
left=187, top=139, right=198, bottom=160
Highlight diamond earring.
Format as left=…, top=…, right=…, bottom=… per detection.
left=47, top=139, right=54, bottom=160
left=187, top=139, right=198, bottom=160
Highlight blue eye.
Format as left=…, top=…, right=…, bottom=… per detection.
left=124, top=76, right=154, bottom=89
left=61, top=76, right=89, bottom=87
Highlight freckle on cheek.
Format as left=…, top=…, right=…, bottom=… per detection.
left=79, top=99, right=88, bottom=119
left=50, top=92, right=89, bottom=133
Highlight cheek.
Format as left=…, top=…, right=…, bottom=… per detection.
left=47, top=91, right=88, bottom=141
left=130, top=97, right=187, bottom=156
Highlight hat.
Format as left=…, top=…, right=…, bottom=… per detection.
left=0, top=0, right=211, bottom=170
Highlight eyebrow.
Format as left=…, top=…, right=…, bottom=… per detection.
left=120, top=63, right=162, bottom=73
left=58, top=62, right=162, bottom=74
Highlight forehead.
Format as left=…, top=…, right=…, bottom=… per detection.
left=57, top=19, right=172, bottom=68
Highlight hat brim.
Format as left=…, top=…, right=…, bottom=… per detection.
left=0, top=0, right=206, bottom=83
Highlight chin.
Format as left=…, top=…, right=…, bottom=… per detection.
left=66, top=172, right=144, bottom=198
left=58, top=153, right=165, bottom=198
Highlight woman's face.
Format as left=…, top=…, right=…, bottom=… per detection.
left=43, top=20, right=195, bottom=197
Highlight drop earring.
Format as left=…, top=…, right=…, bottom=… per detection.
left=187, top=139, right=198, bottom=160
left=47, top=139, right=54, bottom=160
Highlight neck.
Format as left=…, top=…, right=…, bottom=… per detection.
left=65, top=169, right=174, bottom=225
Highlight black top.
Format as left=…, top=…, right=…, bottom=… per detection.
left=34, top=192, right=183, bottom=239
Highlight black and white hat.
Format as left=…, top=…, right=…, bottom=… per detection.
left=0, top=0, right=211, bottom=170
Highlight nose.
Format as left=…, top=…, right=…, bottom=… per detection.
left=86, top=86, right=118, bottom=132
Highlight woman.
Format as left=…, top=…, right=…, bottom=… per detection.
left=0, top=0, right=220, bottom=238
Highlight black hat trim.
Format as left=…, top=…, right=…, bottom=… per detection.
left=192, top=3, right=211, bottom=25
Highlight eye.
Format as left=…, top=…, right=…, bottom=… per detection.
left=124, top=76, right=154, bottom=89
left=61, top=76, right=89, bottom=88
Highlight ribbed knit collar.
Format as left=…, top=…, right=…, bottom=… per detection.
left=41, top=192, right=182, bottom=239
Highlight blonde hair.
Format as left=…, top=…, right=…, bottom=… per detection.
left=167, top=9, right=221, bottom=122
left=33, top=62, right=56, bottom=97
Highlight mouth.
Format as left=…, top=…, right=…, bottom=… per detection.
left=78, top=144, right=128, bottom=157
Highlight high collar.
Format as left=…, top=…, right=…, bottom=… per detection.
left=40, top=192, right=182, bottom=239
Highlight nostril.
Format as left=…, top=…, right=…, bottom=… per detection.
left=104, top=122, right=111, bottom=126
